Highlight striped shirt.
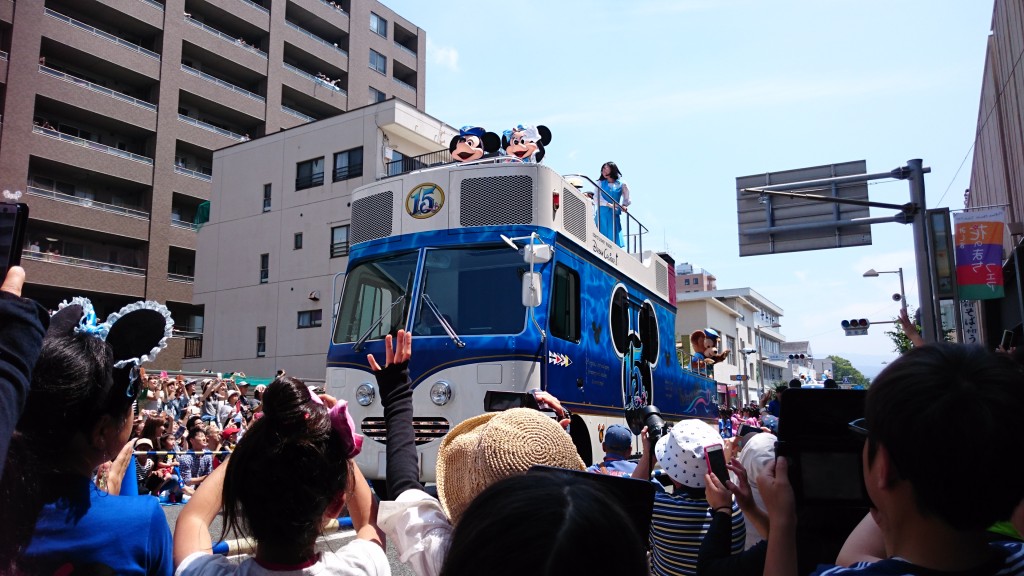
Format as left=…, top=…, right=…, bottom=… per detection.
left=650, top=488, right=745, bottom=576
left=811, top=540, right=1024, bottom=575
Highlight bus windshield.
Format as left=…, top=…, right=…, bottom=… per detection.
left=333, top=251, right=418, bottom=344
left=413, top=246, right=526, bottom=337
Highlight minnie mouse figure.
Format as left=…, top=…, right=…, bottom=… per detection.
left=502, top=124, right=552, bottom=163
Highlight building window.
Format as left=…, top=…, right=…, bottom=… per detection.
left=550, top=264, right=580, bottom=342
left=257, top=326, right=266, bottom=357
left=262, top=183, right=271, bottom=212
left=297, top=309, right=323, bottom=329
left=294, top=232, right=303, bottom=250
left=369, top=87, right=386, bottom=104
left=726, top=335, right=737, bottom=366
left=370, top=12, right=387, bottom=38
left=295, top=157, right=324, bottom=190
left=684, top=279, right=690, bottom=285
left=333, top=147, right=364, bottom=181
left=331, top=225, right=349, bottom=258
left=259, top=253, right=269, bottom=283
left=369, top=49, right=386, bottom=75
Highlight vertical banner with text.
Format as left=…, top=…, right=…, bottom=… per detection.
left=954, top=208, right=1006, bottom=300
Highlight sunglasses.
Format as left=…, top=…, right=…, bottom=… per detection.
left=848, top=417, right=868, bottom=436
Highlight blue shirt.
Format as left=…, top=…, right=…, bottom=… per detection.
left=811, top=540, right=1024, bottom=575
left=22, top=476, right=173, bottom=575
left=586, top=455, right=638, bottom=477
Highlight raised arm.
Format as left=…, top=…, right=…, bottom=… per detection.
left=368, top=330, right=420, bottom=498
left=631, top=426, right=654, bottom=480
left=173, top=456, right=227, bottom=566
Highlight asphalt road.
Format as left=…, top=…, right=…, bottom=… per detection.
left=162, top=504, right=416, bottom=576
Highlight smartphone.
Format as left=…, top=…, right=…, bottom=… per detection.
left=483, top=390, right=539, bottom=412
left=174, top=426, right=186, bottom=439
left=739, top=424, right=761, bottom=437
left=0, top=203, right=29, bottom=278
left=1000, top=330, right=1013, bottom=350
left=704, top=443, right=729, bottom=486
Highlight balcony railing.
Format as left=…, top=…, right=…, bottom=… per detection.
left=45, top=8, right=160, bottom=60
left=180, top=64, right=265, bottom=102
left=385, top=148, right=450, bottom=176
left=238, top=0, right=269, bottom=14
left=185, top=16, right=267, bottom=59
left=40, top=65, right=157, bottom=111
left=183, top=335, right=203, bottom=359
left=178, top=114, right=246, bottom=141
left=333, top=163, right=362, bottom=181
left=395, top=41, right=417, bottom=58
left=171, top=218, right=199, bottom=230
left=282, top=106, right=316, bottom=122
left=330, top=242, right=349, bottom=258
left=138, top=0, right=165, bottom=10
left=318, top=0, right=348, bottom=15
left=283, top=63, right=346, bottom=94
left=285, top=21, right=348, bottom=57
left=22, top=250, right=146, bottom=276
left=33, top=126, right=154, bottom=165
left=168, top=272, right=195, bottom=283
left=175, top=165, right=213, bottom=181
left=392, top=76, right=416, bottom=92
left=295, top=172, right=324, bottom=189
left=26, top=186, right=150, bottom=219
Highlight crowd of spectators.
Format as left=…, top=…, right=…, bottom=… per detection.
left=3, top=264, right=1024, bottom=575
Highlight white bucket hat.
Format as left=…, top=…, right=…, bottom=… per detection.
left=654, top=419, right=724, bottom=488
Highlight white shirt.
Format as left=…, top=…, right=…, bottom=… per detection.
left=175, top=539, right=388, bottom=576
left=377, top=489, right=453, bottom=576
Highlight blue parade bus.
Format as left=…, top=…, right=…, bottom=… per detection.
left=325, top=159, right=718, bottom=484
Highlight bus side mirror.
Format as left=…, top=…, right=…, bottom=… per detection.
left=522, top=272, right=542, bottom=308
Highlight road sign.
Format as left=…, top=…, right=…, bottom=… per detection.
left=736, top=160, right=872, bottom=256
left=768, top=354, right=785, bottom=361
left=731, top=375, right=748, bottom=381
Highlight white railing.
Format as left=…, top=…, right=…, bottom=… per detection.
left=185, top=16, right=267, bottom=59
left=171, top=218, right=198, bottom=230
left=282, top=63, right=346, bottom=94
left=392, top=76, right=415, bottom=92
left=33, top=126, right=154, bottom=165
left=318, top=0, right=348, bottom=15
left=238, top=0, right=269, bottom=14
left=138, top=0, right=165, bottom=10
left=40, top=65, right=157, bottom=111
left=394, top=41, right=417, bottom=58
left=45, top=8, right=160, bottom=60
left=174, top=165, right=213, bottom=181
left=282, top=106, right=315, bottom=122
left=26, top=186, right=149, bottom=219
left=178, top=114, right=246, bottom=141
left=168, top=272, right=195, bottom=283
left=22, top=250, right=147, bottom=276
left=285, top=21, right=348, bottom=57
left=180, top=64, right=265, bottom=102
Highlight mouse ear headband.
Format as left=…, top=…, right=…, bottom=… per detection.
left=48, top=297, right=174, bottom=398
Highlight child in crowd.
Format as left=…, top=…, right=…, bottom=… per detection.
left=173, top=376, right=388, bottom=574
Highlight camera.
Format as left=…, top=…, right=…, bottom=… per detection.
left=626, top=405, right=667, bottom=448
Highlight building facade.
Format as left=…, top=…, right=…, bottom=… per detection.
left=675, top=262, right=717, bottom=293
left=182, top=99, right=455, bottom=378
left=0, top=0, right=425, bottom=366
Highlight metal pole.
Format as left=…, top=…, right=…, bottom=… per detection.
left=907, top=159, right=939, bottom=343
left=755, top=325, right=763, bottom=400
left=897, top=267, right=908, bottom=313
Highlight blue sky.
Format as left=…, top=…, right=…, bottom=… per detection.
left=383, top=0, right=992, bottom=377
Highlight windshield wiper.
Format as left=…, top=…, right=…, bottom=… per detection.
left=421, top=293, right=465, bottom=348
left=353, top=272, right=413, bottom=353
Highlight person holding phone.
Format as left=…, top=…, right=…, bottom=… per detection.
left=632, top=419, right=745, bottom=576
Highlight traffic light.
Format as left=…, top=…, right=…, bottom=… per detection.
left=787, top=354, right=807, bottom=360
left=842, top=319, right=870, bottom=336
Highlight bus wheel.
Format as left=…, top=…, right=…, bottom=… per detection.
left=370, top=479, right=389, bottom=500
left=568, top=415, right=592, bottom=465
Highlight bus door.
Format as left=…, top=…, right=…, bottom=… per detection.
left=544, top=255, right=587, bottom=407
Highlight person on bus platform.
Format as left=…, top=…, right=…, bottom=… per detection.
left=586, top=424, right=637, bottom=477
left=594, top=161, right=631, bottom=248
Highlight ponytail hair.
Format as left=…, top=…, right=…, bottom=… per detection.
left=222, top=376, right=350, bottom=551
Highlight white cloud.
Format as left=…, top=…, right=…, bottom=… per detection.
left=427, top=39, right=459, bottom=72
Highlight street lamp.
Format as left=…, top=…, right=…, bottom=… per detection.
left=754, top=322, right=782, bottom=399
left=863, top=268, right=907, bottom=312
left=738, top=348, right=756, bottom=408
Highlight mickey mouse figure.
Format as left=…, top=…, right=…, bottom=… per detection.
left=501, top=124, right=552, bottom=163
left=449, top=126, right=501, bottom=163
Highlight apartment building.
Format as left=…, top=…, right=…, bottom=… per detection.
left=675, top=262, right=717, bottom=293
left=0, top=0, right=425, bottom=367
left=181, top=99, right=456, bottom=378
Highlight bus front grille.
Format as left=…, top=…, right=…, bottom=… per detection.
left=361, top=417, right=451, bottom=445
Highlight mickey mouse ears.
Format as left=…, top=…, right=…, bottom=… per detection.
left=48, top=297, right=174, bottom=369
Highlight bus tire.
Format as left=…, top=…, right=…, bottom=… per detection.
left=568, top=415, right=592, bottom=466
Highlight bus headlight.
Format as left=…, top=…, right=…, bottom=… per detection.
left=429, top=381, right=452, bottom=406
left=355, top=383, right=375, bottom=406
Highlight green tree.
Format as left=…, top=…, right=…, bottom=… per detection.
left=828, top=355, right=870, bottom=387
left=884, top=307, right=919, bottom=355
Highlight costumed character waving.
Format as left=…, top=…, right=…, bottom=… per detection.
left=449, top=126, right=500, bottom=162
left=501, top=124, right=552, bottom=163
left=690, top=328, right=730, bottom=376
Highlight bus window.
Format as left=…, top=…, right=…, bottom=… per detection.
left=333, top=251, right=418, bottom=343
left=414, top=247, right=526, bottom=336
left=551, top=264, right=580, bottom=342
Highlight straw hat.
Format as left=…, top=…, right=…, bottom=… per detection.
left=436, top=408, right=585, bottom=523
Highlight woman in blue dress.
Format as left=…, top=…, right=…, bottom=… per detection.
left=595, top=161, right=631, bottom=248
